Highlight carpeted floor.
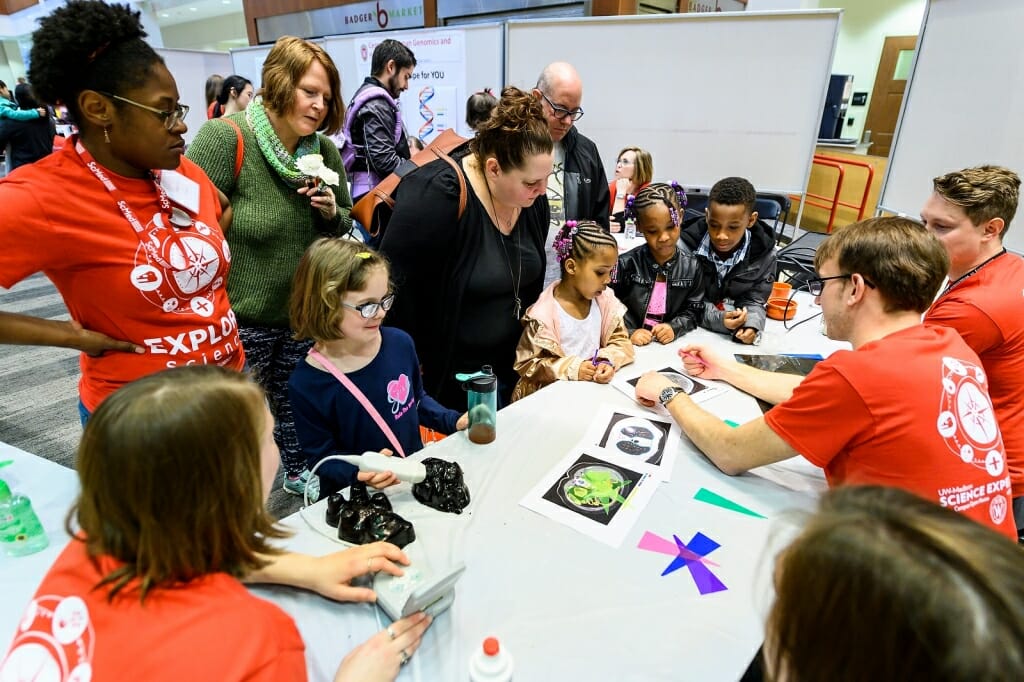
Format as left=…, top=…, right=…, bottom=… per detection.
left=0, top=273, right=303, bottom=519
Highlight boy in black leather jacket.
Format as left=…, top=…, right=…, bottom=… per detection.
left=680, top=177, right=777, bottom=345
left=612, top=183, right=705, bottom=346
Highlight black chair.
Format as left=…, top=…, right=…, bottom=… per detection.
left=776, top=230, right=828, bottom=290
left=754, top=192, right=793, bottom=244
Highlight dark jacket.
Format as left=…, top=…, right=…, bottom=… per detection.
left=612, top=244, right=705, bottom=336
left=0, top=115, right=54, bottom=171
left=380, top=144, right=549, bottom=406
left=348, top=77, right=414, bottom=197
left=562, top=126, right=611, bottom=229
left=680, top=215, right=777, bottom=335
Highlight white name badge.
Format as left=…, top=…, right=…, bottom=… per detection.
left=159, top=170, right=200, bottom=215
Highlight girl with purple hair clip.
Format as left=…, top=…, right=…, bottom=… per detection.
left=612, top=182, right=705, bottom=346
left=510, top=220, right=634, bottom=400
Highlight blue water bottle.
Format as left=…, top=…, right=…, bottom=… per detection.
left=0, top=479, right=49, bottom=557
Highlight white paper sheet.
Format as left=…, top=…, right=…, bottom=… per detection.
left=519, top=446, right=660, bottom=548
left=580, top=404, right=684, bottom=481
left=610, top=365, right=724, bottom=416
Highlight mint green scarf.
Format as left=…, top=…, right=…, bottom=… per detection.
left=245, top=95, right=320, bottom=187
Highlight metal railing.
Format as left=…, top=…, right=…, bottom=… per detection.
left=797, top=154, right=875, bottom=233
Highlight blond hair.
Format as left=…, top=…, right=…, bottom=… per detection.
left=616, top=146, right=653, bottom=187
left=290, top=238, right=390, bottom=342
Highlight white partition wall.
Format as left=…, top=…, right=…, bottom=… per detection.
left=324, top=23, right=504, bottom=141
left=506, top=11, right=842, bottom=195
left=878, top=0, right=1024, bottom=253
left=157, top=49, right=233, bottom=143
left=229, top=45, right=273, bottom=90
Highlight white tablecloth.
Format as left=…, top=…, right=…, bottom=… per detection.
left=1, top=293, right=845, bottom=681
left=0, top=442, right=79, bottom=644
left=253, top=297, right=844, bottom=681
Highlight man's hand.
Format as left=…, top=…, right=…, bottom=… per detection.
left=634, top=371, right=679, bottom=407
left=678, top=344, right=731, bottom=381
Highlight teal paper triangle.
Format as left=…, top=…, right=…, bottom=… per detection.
left=694, top=488, right=765, bottom=519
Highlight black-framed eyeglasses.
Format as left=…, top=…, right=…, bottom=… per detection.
left=539, top=92, right=584, bottom=122
left=806, top=274, right=876, bottom=296
left=341, top=293, right=395, bottom=318
left=100, top=92, right=189, bottom=130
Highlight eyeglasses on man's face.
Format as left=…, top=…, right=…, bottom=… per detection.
left=540, top=92, right=584, bottom=122
left=806, top=274, right=876, bottom=296
left=341, top=293, right=396, bottom=319
left=100, top=92, right=189, bottom=130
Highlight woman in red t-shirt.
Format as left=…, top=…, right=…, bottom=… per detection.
left=1, top=365, right=430, bottom=681
left=0, top=0, right=245, bottom=419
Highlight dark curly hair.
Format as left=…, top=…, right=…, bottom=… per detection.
left=470, top=86, right=552, bottom=172
left=28, top=0, right=163, bottom=123
left=465, top=88, right=497, bottom=131
left=709, top=176, right=757, bottom=213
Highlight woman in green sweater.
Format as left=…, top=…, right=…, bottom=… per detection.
left=187, top=37, right=352, bottom=495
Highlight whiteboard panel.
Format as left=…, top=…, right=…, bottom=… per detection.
left=878, top=0, right=1024, bottom=254
left=506, top=11, right=841, bottom=195
left=230, top=45, right=273, bottom=90
left=324, top=23, right=503, bottom=140
left=157, top=49, right=232, bottom=144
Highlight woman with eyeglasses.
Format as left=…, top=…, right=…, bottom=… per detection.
left=288, top=239, right=468, bottom=498
left=188, top=37, right=353, bottom=497
left=609, top=146, right=653, bottom=231
left=0, top=0, right=244, bottom=422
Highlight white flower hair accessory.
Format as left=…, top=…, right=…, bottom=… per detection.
left=296, top=153, right=341, bottom=187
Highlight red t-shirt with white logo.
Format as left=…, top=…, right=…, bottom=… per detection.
left=0, top=540, right=306, bottom=681
left=765, top=324, right=1016, bottom=540
left=0, top=143, right=244, bottom=410
left=926, top=251, right=1024, bottom=498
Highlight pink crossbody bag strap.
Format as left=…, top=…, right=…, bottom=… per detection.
left=308, top=349, right=406, bottom=458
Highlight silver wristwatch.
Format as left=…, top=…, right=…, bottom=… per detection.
left=658, top=385, right=686, bottom=406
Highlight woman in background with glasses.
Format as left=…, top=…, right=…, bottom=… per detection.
left=609, top=146, right=653, bottom=231
left=188, top=36, right=353, bottom=497
left=288, top=238, right=467, bottom=499
left=0, top=0, right=244, bottom=422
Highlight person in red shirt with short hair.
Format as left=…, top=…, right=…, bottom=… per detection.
left=921, top=165, right=1024, bottom=541
left=636, top=217, right=1016, bottom=540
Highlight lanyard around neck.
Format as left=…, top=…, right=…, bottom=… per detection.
left=74, top=137, right=195, bottom=272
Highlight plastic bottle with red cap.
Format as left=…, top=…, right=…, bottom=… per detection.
left=468, top=636, right=513, bottom=681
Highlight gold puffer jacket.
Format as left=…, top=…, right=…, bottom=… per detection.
left=511, top=282, right=635, bottom=401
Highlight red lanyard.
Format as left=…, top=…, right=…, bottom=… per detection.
left=74, top=137, right=195, bottom=272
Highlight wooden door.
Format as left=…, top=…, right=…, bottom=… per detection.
left=863, top=35, right=917, bottom=157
